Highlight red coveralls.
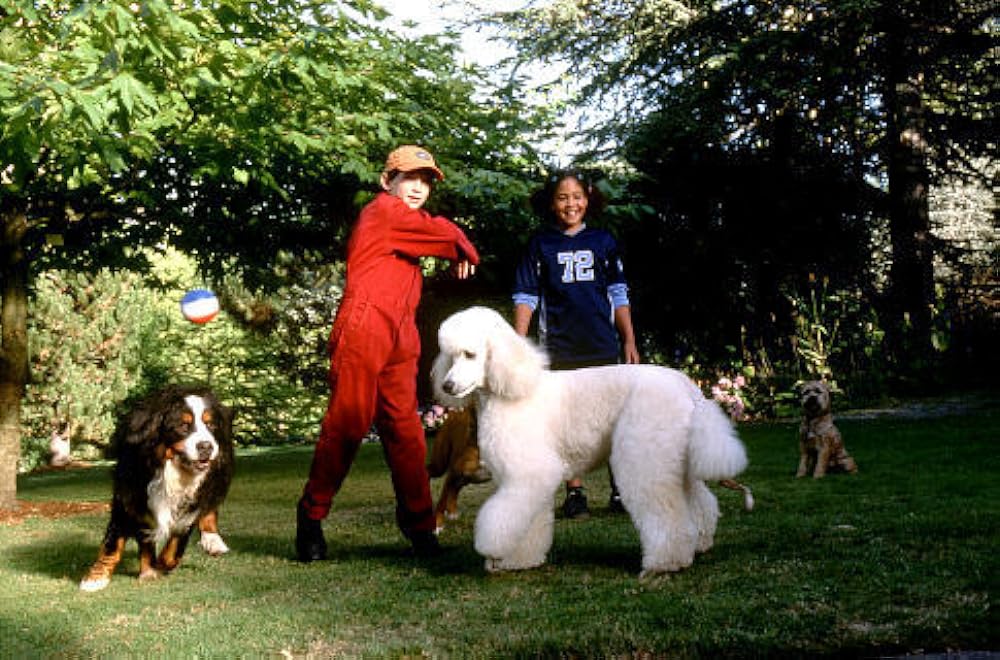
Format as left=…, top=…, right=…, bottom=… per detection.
left=301, top=192, right=479, bottom=540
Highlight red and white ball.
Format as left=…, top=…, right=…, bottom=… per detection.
left=180, top=289, right=220, bottom=324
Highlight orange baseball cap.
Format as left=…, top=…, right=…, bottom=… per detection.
left=383, top=145, right=445, bottom=181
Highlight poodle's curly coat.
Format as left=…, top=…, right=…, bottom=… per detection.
left=432, top=306, right=749, bottom=577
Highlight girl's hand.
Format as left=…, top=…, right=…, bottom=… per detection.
left=623, top=341, right=641, bottom=364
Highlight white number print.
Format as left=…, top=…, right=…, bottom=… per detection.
left=557, top=250, right=595, bottom=283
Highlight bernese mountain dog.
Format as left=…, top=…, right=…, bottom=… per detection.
left=80, top=386, right=235, bottom=592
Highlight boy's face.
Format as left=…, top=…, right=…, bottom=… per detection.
left=382, top=169, right=435, bottom=209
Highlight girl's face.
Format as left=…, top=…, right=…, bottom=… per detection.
left=550, top=176, right=589, bottom=231
left=382, top=169, right=434, bottom=209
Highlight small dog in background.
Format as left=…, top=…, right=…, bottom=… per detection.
left=797, top=380, right=857, bottom=478
left=426, top=407, right=492, bottom=532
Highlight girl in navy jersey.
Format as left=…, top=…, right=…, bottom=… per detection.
left=513, top=171, right=640, bottom=518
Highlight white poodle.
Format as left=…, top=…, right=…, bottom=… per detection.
left=431, top=306, right=750, bottom=578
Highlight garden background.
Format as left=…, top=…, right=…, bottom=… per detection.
left=0, top=1, right=996, bottom=655
left=1, top=0, right=994, bottom=482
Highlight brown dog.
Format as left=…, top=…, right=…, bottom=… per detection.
left=426, top=407, right=492, bottom=531
left=796, top=380, right=858, bottom=478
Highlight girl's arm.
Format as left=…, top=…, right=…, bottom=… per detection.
left=614, top=305, right=640, bottom=364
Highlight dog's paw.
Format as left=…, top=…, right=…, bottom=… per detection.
left=468, top=465, right=493, bottom=484
left=484, top=557, right=507, bottom=573
left=444, top=510, right=460, bottom=521
left=199, top=532, right=230, bottom=556
left=638, top=569, right=677, bottom=585
left=138, top=567, right=162, bottom=582
left=79, top=576, right=111, bottom=592
left=484, top=556, right=545, bottom=573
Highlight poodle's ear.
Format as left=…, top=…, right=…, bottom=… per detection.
left=430, top=350, right=473, bottom=408
left=485, top=320, right=546, bottom=399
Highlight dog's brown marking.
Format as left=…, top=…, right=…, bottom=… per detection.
left=199, top=509, right=220, bottom=535
left=81, top=536, right=126, bottom=586
left=137, top=535, right=162, bottom=580
left=156, top=537, right=183, bottom=573
left=428, top=408, right=492, bottom=531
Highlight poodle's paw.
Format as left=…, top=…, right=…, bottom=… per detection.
left=640, top=554, right=693, bottom=577
left=695, top=533, right=715, bottom=554
left=484, top=556, right=546, bottom=573
left=638, top=569, right=676, bottom=585
left=199, top=532, right=230, bottom=556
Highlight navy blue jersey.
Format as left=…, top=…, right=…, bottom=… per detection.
left=513, top=225, right=629, bottom=364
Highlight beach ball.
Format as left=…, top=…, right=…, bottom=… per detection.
left=180, top=289, right=220, bottom=324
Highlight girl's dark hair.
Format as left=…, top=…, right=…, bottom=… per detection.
left=529, top=169, right=607, bottom=222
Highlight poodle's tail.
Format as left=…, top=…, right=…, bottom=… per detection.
left=687, top=393, right=749, bottom=482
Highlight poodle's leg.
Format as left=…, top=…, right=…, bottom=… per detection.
left=611, top=427, right=699, bottom=576
left=686, top=479, right=720, bottom=554
left=475, top=480, right=557, bottom=572
left=617, top=473, right=699, bottom=577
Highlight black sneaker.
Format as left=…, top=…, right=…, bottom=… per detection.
left=561, top=488, right=590, bottom=519
left=295, top=501, right=327, bottom=562
left=410, top=530, right=444, bottom=558
left=608, top=491, right=625, bottom=513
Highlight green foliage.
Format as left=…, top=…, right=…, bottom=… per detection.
left=1, top=0, right=548, bottom=494
left=24, top=268, right=165, bottom=468
left=4, top=411, right=998, bottom=656
left=2, top=0, right=546, bottom=280
left=21, top=249, right=328, bottom=472
left=488, top=0, right=996, bottom=386
left=786, top=274, right=885, bottom=385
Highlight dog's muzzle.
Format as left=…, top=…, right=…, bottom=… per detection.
left=802, top=395, right=826, bottom=415
left=441, top=376, right=476, bottom=398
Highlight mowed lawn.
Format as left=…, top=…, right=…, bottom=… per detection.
left=1, top=405, right=997, bottom=658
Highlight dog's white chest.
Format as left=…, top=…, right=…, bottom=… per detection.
left=145, top=461, right=206, bottom=546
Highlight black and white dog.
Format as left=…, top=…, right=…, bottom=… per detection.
left=80, top=386, right=234, bottom=591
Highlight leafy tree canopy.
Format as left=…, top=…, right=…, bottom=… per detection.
left=0, top=0, right=551, bottom=506
left=1, top=0, right=547, bottom=281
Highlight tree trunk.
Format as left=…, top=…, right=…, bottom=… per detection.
left=884, top=21, right=936, bottom=368
left=0, top=208, right=29, bottom=510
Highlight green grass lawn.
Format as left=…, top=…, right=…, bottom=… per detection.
left=2, top=409, right=998, bottom=658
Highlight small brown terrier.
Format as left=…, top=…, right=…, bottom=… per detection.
left=796, top=381, right=858, bottom=478
left=426, top=407, right=492, bottom=531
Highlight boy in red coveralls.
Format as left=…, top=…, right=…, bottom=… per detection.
left=296, top=146, right=479, bottom=561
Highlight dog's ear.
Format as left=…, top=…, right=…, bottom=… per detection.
left=123, top=405, right=165, bottom=447
left=485, top=319, right=546, bottom=399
